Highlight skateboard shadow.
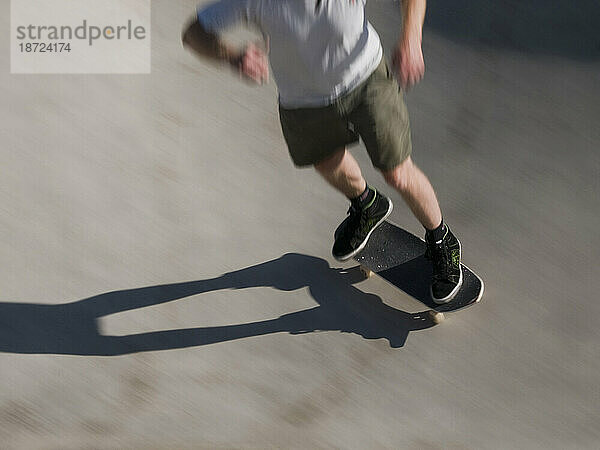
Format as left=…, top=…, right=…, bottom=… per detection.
left=0, top=254, right=436, bottom=355
left=378, top=255, right=432, bottom=304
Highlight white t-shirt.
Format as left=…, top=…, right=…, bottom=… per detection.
left=197, top=0, right=383, bottom=108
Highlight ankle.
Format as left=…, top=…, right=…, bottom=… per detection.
left=425, top=220, right=447, bottom=244
left=351, top=185, right=376, bottom=210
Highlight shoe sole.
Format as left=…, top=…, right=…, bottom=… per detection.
left=333, top=199, right=393, bottom=262
left=430, top=237, right=463, bottom=304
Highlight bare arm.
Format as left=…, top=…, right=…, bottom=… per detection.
left=393, top=0, right=426, bottom=89
left=401, top=0, right=426, bottom=43
left=182, top=18, right=269, bottom=84
left=182, top=19, right=240, bottom=65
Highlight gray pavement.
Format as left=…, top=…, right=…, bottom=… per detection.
left=1, top=0, right=599, bottom=448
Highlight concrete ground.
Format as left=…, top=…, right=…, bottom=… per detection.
left=1, top=1, right=599, bottom=448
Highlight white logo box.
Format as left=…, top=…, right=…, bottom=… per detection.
left=11, top=0, right=151, bottom=74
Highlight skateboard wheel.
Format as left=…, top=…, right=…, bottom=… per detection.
left=360, top=266, right=373, bottom=278
left=430, top=311, right=444, bottom=324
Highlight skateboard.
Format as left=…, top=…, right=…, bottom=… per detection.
left=354, top=221, right=484, bottom=323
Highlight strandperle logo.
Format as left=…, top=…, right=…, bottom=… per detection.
left=11, top=0, right=151, bottom=74
left=15, top=19, right=147, bottom=46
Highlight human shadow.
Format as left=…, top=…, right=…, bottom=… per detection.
left=0, top=254, right=436, bottom=355
left=426, top=0, right=600, bottom=60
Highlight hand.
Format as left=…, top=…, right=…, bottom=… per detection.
left=233, top=42, right=269, bottom=85
left=392, top=37, right=425, bottom=89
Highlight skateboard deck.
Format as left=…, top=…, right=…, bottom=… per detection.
left=354, top=221, right=484, bottom=323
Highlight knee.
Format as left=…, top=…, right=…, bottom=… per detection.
left=314, top=148, right=346, bottom=174
left=382, top=157, right=414, bottom=192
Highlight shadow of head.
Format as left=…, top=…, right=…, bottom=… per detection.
left=221, top=253, right=333, bottom=291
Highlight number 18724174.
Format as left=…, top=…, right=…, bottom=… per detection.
left=19, top=42, right=71, bottom=53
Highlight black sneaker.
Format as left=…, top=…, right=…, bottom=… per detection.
left=425, top=226, right=463, bottom=304
left=332, top=191, right=393, bottom=261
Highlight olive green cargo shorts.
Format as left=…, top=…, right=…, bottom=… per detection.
left=278, top=57, right=412, bottom=171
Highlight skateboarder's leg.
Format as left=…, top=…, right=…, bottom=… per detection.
left=347, top=57, right=462, bottom=303
left=314, top=147, right=392, bottom=261
left=314, top=147, right=366, bottom=199
left=381, top=156, right=442, bottom=231
left=381, top=158, right=462, bottom=303
left=278, top=93, right=393, bottom=261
